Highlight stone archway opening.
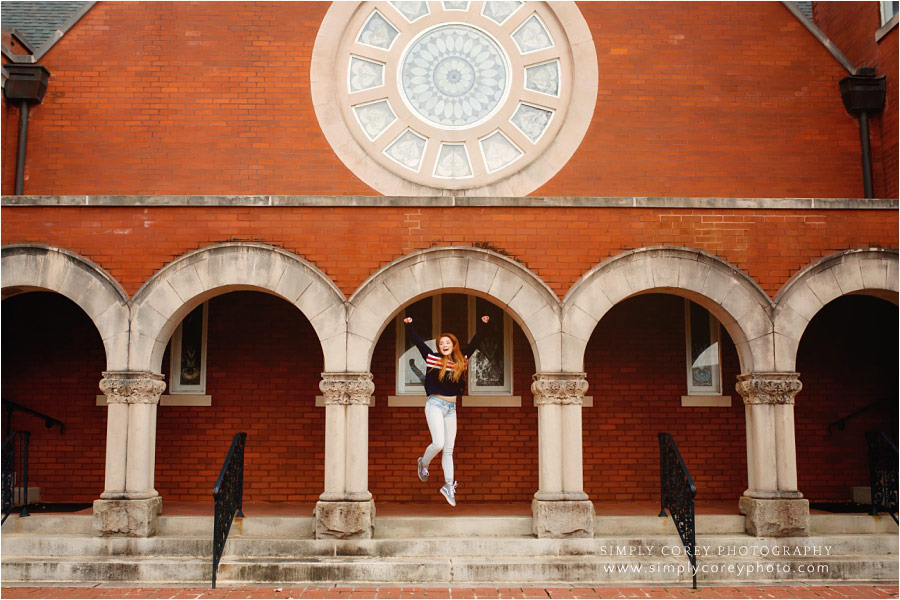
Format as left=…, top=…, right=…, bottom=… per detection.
left=367, top=291, right=538, bottom=508
left=580, top=292, right=747, bottom=511
left=152, top=290, right=326, bottom=508
left=794, top=295, right=899, bottom=509
left=1, top=291, right=107, bottom=508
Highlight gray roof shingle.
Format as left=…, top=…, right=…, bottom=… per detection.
left=1, top=1, right=91, bottom=59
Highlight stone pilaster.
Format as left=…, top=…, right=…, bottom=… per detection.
left=735, top=372, right=808, bottom=537
left=531, top=373, right=594, bottom=538
left=94, top=371, right=166, bottom=537
left=316, top=373, right=375, bottom=539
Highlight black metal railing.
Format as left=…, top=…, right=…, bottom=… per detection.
left=3, top=399, right=65, bottom=437
left=866, top=431, right=898, bottom=524
left=658, top=432, right=698, bottom=589
left=827, top=399, right=888, bottom=436
left=2, top=431, right=31, bottom=524
left=212, top=432, right=246, bottom=589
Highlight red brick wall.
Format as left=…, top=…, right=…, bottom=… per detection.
left=583, top=294, right=747, bottom=503
left=156, top=292, right=325, bottom=503
left=0, top=2, right=888, bottom=198
left=813, top=2, right=899, bottom=198
left=878, top=27, right=899, bottom=198
left=2, top=206, right=896, bottom=301
left=1, top=292, right=107, bottom=503
left=795, top=295, right=899, bottom=502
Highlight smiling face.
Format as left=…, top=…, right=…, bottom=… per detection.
left=438, top=335, right=455, bottom=356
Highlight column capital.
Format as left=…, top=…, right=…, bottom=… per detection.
left=99, top=372, right=166, bottom=405
left=735, top=372, right=802, bottom=405
left=320, top=372, right=375, bottom=405
left=531, top=373, right=588, bottom=406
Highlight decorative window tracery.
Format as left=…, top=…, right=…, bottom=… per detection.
left=312, top=1, right=596, bottom=195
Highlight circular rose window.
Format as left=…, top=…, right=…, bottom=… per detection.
left=311, top=1, right=597, bottom=195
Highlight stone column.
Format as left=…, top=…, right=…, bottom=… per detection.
left=735, top=372, right=809, bottom=537
left=315, top=373, right=375, bottom=539
left=531, top=373, right=594, bottom=538
left=94, top=371, right=166, bottom=537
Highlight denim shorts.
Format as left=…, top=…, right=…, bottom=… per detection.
left=426, top=395, right=457, bottom=415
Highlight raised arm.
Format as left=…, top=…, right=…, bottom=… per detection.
left=403, top=318, right=434, bottom=359
left=462, top=315, right=491, bottom=358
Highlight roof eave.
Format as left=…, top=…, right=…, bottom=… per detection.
left=29, top=1, right=97, bottom=62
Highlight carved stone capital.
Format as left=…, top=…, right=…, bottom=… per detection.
left=531, top=373, right=588, bottom=406
left=99, top=372, right=166, bottom=405
left=735, top=373, right=802, bottom=405
left=320, top=373, right=375, bottom=405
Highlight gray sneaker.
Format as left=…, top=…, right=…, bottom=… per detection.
left=440, top=481, right=458, bottom=506
left=417, top=457, right=428, bottom=482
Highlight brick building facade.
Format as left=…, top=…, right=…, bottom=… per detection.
left=1, top=1, right=897, bottom=541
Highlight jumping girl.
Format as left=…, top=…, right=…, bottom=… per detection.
left=403, top=314, right=490, bottom=506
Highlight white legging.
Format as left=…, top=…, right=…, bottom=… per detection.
left=422, top=396, right=457, bottom=483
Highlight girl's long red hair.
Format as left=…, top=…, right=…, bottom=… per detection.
left=437, top=333, right=467, bottom=382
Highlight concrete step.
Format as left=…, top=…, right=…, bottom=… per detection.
left=4, top=512, right=895, bottom=537
left=810, top=513, right=899, bottom=534
left=3, top=552, right=896, bottom=585
left=3, top=533, right=895, bottom=561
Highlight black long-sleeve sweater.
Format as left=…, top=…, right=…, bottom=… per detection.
left=405, top=321, right=487, bottom=397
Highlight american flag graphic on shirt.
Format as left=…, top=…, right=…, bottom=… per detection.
left=426, top=354, right=453, bottom=370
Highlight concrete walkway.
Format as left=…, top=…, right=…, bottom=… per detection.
left=1, top=585, right=898, bottom=599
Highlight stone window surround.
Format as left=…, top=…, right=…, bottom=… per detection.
left=312, top=2, right=598, bottom=196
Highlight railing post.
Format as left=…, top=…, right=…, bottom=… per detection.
left=658, top=433, right=667, bottom=518
left=212, top=432, right=247, bottom=589
left=17, top=432, right=29, bottom=517
left=657, top=432, right=697, bottom=589
left=867, top=431, right=899, bottom=523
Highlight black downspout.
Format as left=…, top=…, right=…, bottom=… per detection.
left=857, top=111, right=873, bottom=199
left=14, top=101, right=30, bottom=195
left=839, top=68, right=886, bottom=199
left=3, top=65, right=51, bottom=195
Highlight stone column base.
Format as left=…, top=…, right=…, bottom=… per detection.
left=532, top=499, right=594, bottom=538
left=93, top=496, right=162, bottom=537
left=739, top=496, right=809, bottom=537
left=315, top=499, right=375, bottom=539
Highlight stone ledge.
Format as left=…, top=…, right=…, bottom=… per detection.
left=2, top=195, right=897, bottom=210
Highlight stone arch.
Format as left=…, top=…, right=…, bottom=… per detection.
left=130, top=243, right=347, bottom=373
left=773, top=248, right=899, bottom=372
left=346, top=246, right=561, bottom=372
left=561, top=247, right=775, bottom=374
left=1, top=245, right=130, bottom=371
